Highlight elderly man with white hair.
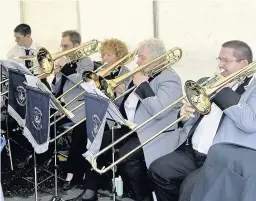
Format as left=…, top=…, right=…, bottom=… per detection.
left=80, top=38, right=183, bottom=201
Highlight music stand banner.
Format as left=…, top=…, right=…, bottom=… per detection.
left=82, top=91, right=128, bottom=163
left=84, top=93, right=109, bottom=148
left=8, top=69, right=27, bottom=127
left=23, top=86, right=50, bottom=154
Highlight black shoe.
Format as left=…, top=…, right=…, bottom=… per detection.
left=62, top=180, right=77, bottom=191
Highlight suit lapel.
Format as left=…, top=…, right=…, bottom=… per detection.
left=135, top=73, right=159, bottom=111
left=119, top=81, right=134, bottom=119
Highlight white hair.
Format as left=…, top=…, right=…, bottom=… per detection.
left=138, top=38, right=166, bottom=59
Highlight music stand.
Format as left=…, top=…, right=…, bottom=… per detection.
left=25, top=82, right=69, bottom=201
left=1, top=61, right=63, bottom=201
left=82, top=89, right=124, bottom=200
left=49, top=113, right=65, bottom=201
left=0, top=60, right=33, bottom=171
left=0, top=63, right=14, bottom=170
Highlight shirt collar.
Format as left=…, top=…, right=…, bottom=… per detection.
left=20, top=40, right=37, bottom=50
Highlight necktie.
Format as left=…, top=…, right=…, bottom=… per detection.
left=24, top=49, right=32, bottom=68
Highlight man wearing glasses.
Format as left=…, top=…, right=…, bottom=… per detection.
left=148, top=40, right=254, bottom=201
left=52, top=30, right=94, bottom=97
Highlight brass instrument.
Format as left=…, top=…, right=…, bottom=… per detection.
left=56, top=49, right=138, bottom=101
left=92, top=47, right=182, bottom=100
left=36, top=39, right=100, bottom=75
left=82, top=49, right=139, bottom=85
left=0, top=40, right=100, bottom=89
left=13, top=55, right=36, bottom=60
left=49, top=49, right=139, bottom=122
left=90, top=61, right=256, bottom=174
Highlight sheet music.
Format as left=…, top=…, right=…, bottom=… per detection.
left=0, top=60, right=32, bottom=76
left=24, top=75, right=58, bottom=110
left=80, top=81, right=108, bottom=98
left=80, top=81, right=137, bottom=129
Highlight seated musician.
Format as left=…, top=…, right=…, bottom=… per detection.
left=62, top=38, right=130, bottom=190
left=148, top=40, right=254, bottom=201
left=51, top=30, right=94, bottom=97
left=7, top=23, right=51, bottom=90
left=81, top=38, right=183, bottom=201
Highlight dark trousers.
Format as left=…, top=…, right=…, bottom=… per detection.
left=148, top=144, right=206, bottom=201
left=65, top=121, right=90, bottom=181
left=84, top=126, right=152, bottom=201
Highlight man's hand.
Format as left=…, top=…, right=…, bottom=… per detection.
left=54, top=56, right=69, bottom=74
left=222, top=80, right=238, bottom=89
left=180, top=102, right=196, bottom=118
left=216, top=79, right=238, bottom=93
left=133, top=72, right=149, bottom=87
left=115, top=83, right=126, bottom=95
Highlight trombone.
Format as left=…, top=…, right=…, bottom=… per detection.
left=95, top=47, right=182, bottom=100
left=49, top=49, right=139, bottom=123
left=90, top=60, right=256, bottom=174
left=50, top=47, right=181, bottom=126
left=56, top=48, right=138, bottom=101
left=0, top=40, right=100, bottom=88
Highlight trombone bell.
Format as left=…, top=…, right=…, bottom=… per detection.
left=82, top=71, right=102, bottom=88
left=36, top=39, right=100, bottom=75
left=185, top=80, right=211, bottom=115
left=37, top=47, right=55, bottom=74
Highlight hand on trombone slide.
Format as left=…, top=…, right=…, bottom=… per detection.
left=215, top=79, right=238, bottom=93
left=53, top=56, right=69, bottom=74
left=180, top=102, right=196, bottom=118
left=114, top=83, right=126, bottom=96
left=133, top=71, right=149, bottom=86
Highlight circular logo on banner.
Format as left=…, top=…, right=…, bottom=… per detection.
left=16, top=86, right=27, bottom=106
left=32, top=107, right=43, bottom=130
left=92, top=114, right=101, bottom=138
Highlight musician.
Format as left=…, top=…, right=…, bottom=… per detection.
left=52, top=30, right=94, bottom=97
left=81, top=38, right=183, bottom=201
left=7, top=23, right=51, bottom=90
left=148, top=40, right=254, bottom=201
left=62, top=38, right=130, bottom=190
left=98, top=38, right=130, bottom=101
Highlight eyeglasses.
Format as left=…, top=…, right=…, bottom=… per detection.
left=216, top=57, right=244, bottom=64
left=60, top=44, right=74, bottom=49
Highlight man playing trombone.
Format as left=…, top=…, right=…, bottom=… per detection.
left=52, top=30, right=94, bottom=97
left=46, top=30, right=95, bottom=185
left=7, top=23, right=51, bottom=90
left=148, top=40, right=255, bottom=201
left=82, top=38, right=183, bottom=201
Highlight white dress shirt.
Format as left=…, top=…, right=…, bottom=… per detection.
left=192, top=84, right=239, bottom=154
left=124, top=92, right=139, bottom=123
left=7, top=41, right=42, bottom=75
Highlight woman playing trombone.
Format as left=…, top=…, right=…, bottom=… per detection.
left=62, top=38, right=130, bottom=190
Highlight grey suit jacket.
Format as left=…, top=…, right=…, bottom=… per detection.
left=213, top=77, right=256, bottom=149
left=52, top=57, right=94, bottom=123
left=134, top=68, right=183, bottom=167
